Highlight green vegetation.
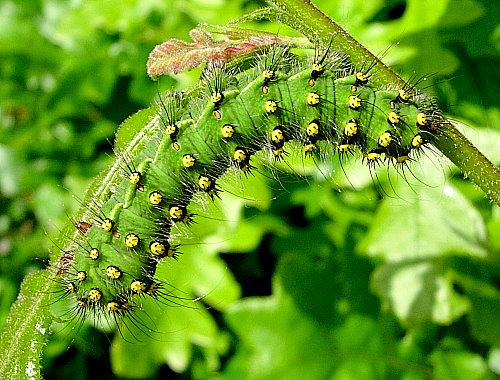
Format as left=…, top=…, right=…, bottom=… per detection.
left=0, top=0, right=499, bottom=378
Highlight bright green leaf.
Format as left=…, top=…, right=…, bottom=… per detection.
left=430, top=348, right=488, bottom=380
left=360, top=179, right=488, bottom=262
left=372, top=261, right=470, bottom=325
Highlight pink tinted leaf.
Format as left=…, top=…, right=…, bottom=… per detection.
left=147, top=28, right=283, bottom=77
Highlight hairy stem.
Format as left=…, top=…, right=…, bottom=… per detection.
left=269, top=0, right=405, bottom=87
left=435, top=123, right=500, bottom=204
left=269, top=0, right=500, bottom=204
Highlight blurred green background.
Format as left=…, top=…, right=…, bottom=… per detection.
left=1, top=0, right=499, bottom=379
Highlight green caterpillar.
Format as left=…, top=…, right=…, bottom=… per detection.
left=1, top=1, right=499, bottom=379
left=52, top=41, right=442, bottom=333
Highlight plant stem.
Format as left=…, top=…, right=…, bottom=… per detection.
left=269, top=0, right=405, bottom=87
left=269, top=0, right=500, bottom=204
left=435, top=123, right=500, bottom=204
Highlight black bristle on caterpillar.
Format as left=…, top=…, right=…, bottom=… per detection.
left=51, top=42, right=443, bottom=335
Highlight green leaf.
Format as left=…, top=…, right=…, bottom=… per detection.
left=360, top=174, right=489, bottom=262
left=0, top=145, right=21, bottom=197
left=372, top=261, right=470, bottom=325
left=222, top=280, right=374, bottom=380
left=114, top=106, right=159, bottom=151
left=430, top=345, right=488, bottom=380
left=462, top=276, right=500, bottom=347
left=223, top=278, right=432, bottom=379
left=110, top=301, right=227, bottom=377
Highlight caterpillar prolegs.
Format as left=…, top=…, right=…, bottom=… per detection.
left=52, top=41, right=442, bottom=335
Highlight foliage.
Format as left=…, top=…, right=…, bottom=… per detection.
left=0, top=0, right=499, bottom=378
